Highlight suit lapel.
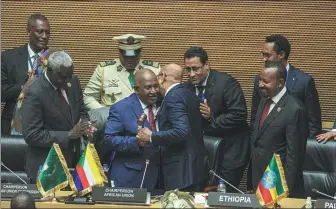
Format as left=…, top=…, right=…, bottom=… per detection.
left=41, top=75, right=73, bottom=126
left=65, top=87, right=75, bottom=126
left=17, top=45, right=29, bottom=80
left=286, top=65, right=297, bottom=91
left=131, top=94, right=150, bottom=129
left=205, top=71, right=214, bottom=102
left=255, top=93, right=289, bottom=141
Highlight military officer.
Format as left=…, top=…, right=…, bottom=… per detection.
left=83, top=34, right=161, bottom=110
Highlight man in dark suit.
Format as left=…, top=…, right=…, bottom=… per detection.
left=183, top=46, right=250, bottom=191
left=21, top=50, right=92, bottom=182
left=316, top=120, right=336, bottom=143
left=137, top=64, right=207, bottom=191
left=104, top=69, right=160, bottom=188
left=251, top=60, right=308, bottom=197
left=1, top=13, right=50, bottom=135
left=251, top=34, right=321, bottom=137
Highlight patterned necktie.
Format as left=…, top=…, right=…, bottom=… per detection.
left=259, top=99, right=273, bottom=126
left=128, top=70, right=135, bottom=88
left=32, top=54, right=42, bottom=76
left=147, top=105, right=156, bottom=132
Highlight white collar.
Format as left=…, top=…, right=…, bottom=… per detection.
left=44, top=72, right=57, bottom=90
left=137, top=96, right=156, bottom=109
left=165, top=83, right=180, bottom=96
left=201, top=72, right=210, bottom=86
left=271, top=86, right=287, bottom=104
left=286, top=63, right=290, bottom=72
left=27, top=43, right=44, bottom=58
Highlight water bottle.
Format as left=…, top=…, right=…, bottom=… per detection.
left=217, top=179, right=226, bottom=193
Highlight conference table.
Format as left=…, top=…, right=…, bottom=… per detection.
left=1, top=191, right=307, bottom=208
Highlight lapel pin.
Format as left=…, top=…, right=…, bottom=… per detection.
left=277, top=107, right=281, bottom=112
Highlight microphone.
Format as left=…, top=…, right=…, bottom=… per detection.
left=1, top=162, right=27, bottom=184
left=209, top=170, right=244, bottom=194
left=312, top=188, right=336, bottom=200
left=140, top=159, right=150, bottom=188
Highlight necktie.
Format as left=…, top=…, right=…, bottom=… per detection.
left=32, top=54, right=42, bottom=76
left=147, top=105, right=156, bottom=132
left=196, top=86, right=205, bottom=100
left=128, top=70, right=135, bottom=88
left=259, top=99, right=273, bottom=126
left=56, top=89, right=70, bottom=107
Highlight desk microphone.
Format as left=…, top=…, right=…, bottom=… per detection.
left=140, top=159, right=150, bottom=188
left=1, top=162, right=27, bottom=184
left=209, top=170, right=244, bottom=194
left=312, top=189, right=336, bottom=200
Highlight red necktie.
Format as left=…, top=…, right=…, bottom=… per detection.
left=259, top=99, right=273, bottom=126
left=147, top=105, right=156, bottom=132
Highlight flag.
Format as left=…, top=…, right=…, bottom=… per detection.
left=256, top=154, right=289, bottom=208
left=37, top=143, right=76, bottom=197
left=72, top=143, right=107, bottom=196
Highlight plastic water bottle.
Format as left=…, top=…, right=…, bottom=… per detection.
left=217, top=179, right=226, bottom=193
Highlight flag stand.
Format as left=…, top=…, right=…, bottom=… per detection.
left=273, top=202, right=281, bottom=208
left=51, top=190, right=61, bottom=203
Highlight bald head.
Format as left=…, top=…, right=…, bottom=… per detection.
left=161, top=63, right=183, bottom=82
left=134, top=68, right=159, bottom=105
left=10, top=192, right=36, bottom=209
left=134, top=68, right=157, bottom=87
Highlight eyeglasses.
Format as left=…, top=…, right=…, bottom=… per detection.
left=184, top=66, right=204, bottom=73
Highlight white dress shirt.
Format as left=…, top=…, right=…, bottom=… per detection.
left=44, top=72, right=69, bottom=104
left=27, top=43, right=44, bottom=71
left=268, top=86, right=287, bottom=115
left=195, top=73, right=209, bottom=96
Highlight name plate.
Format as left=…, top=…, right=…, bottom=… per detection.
left=207, top=192, right=261, bottom=208
left=315, top=199, right=336, bottom=209
left=1, top=184, right=42, bottom=199
left=91, top=187, right=149, bottom=204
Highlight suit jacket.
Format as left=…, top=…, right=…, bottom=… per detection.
left=1, top=45, right=30, bottom=135
left=104, top=93, right=159, bottom=189
left=21, top=73, right=88, bottom=180
left=151, top=84, right=206, bottom=190
left=83, top=58, right=160, bottom=110
left=184, top=70, right=250, bottom=169
left=251, top=64, right=321, bottom=137
left=251, top=91, right=308, bottom=198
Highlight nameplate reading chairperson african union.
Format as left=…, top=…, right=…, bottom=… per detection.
left=92, top=187, right=149, bottom=205
left=315, top=199, right=336, bottom=209
left=207, top=192, right=261, bottom=208
left=1, top=184, right=42, bottom=199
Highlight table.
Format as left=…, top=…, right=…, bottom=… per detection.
left=1, top=191, right=306, bottom=208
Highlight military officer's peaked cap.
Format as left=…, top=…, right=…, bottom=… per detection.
left=113, top=34, right=145, bottom=56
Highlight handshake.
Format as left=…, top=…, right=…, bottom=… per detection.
left=136, top=113, right=152, bottom=147
left=68, top=118, right=98, bottom=140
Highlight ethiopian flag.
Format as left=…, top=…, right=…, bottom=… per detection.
left=72, top=143, right=107, bottom=196
left=256, top=154, right=289, bottom=208
left=37, top=143, right=76, bottom=197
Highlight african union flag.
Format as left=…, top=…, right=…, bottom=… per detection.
left=256, top=154, right=289, bottom=208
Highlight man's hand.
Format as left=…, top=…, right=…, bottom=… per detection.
left=68, top=119, right=90, bottom=139
left=316, top=131, right=336, bottom=143
left=136, top=127, right=152, bottom=146
left=200, top=99, right=212, bottom=120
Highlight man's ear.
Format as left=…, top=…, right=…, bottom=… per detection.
left=204, top=61, right=210, bottom=70
left=279, top=51, right=286, bottom=60
left=134, top=86, right=139, bottom=93
left=278, top=78, right=285, bottom=88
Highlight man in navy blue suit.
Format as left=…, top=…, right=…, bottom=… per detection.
left=316, top=120, right=336, bottom=143
left=137, top=64, right=207, bottom=191
left=251, top=34, right=321, bottom=137
left=104, top=68, right=160, bottom=188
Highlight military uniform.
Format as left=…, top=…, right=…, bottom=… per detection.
left=83, top=58, right=160, bottom=109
